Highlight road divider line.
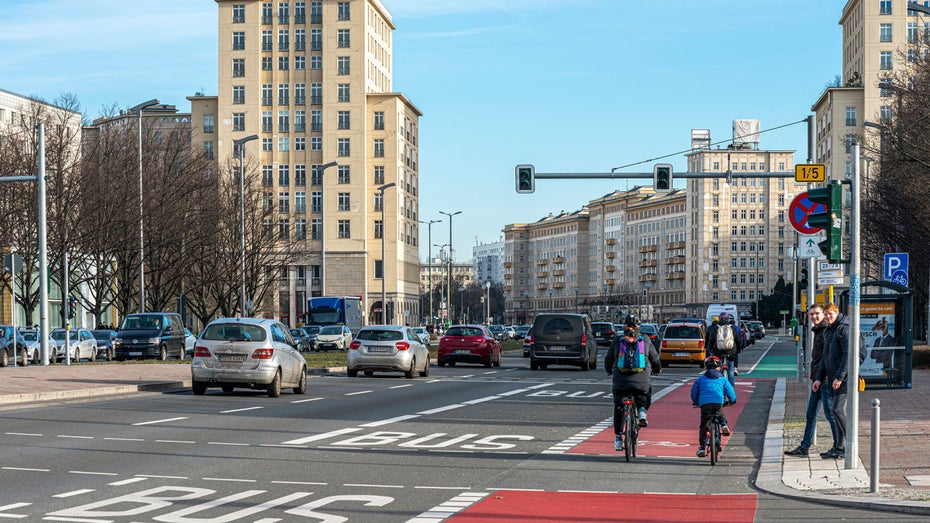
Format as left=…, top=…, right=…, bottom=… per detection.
left=136, top=474, right=188, bottom=480
left=346, top=390, right=373, bottom=396
left=5, top=432, right=41, bottom=437
left=132, top=416, right=188, bottom=426
left=282, top=427, right=362, bottom=445
left=344, top=483, right=404, bottom=489
left=463, top=396, right=499, bottom=405
left=103, top=437, right=144, bottom=442
left=202, top=477, right=256, bottom=483
left=109, top=478, right=148, bottom=486
left=361, top=414, right=420, bottom=427
left=2, top=467, right=49, bottom=472
left=155, top=440, right=195, bottom=444
left=53, top=489, right=94, bottom=498
left=389, top=384, right=413, bottom=389
left=68, top=471, right=117, bottom=476
left=291, top=397, right=324, bottom=403
left=417, top=404, right=464, bottom=415
left=207, top=441, right=250, bottom=446
left=221, top=406, right=264, bottom=414
left=57, top=435, right=92, bottom=439
left=271, top=480, right=328, bottom=486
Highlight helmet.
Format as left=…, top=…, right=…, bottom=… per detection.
left=704, top=356, right=721, bottom=369
left=712, top=316, right=720, bottom=322
left=622, top=314, right=640, bottom=336
left=718, top=312, right=730, bottom=323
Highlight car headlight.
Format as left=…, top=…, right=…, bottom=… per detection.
left=114, top=338, right=122, bottom=346
left=149, top=337, right=161, bottom=344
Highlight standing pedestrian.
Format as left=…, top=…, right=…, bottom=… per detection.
left=785, top=303, right=838, bottom=456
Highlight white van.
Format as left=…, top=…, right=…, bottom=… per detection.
left=705, top=304, right=739, bottom=325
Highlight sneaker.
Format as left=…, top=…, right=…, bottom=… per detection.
left=637, top=408, right=648, bottom=427
left=614, top=436, right=622, bottom=452
left=721, top=423, right=731, bottom=436
left=819, top=448, right=838, bottom=458
left=821, top=448, right=844, bottom=459
left=696, top=447, right=707, bottom=457
left=733, top=369, right=739, bottom=376
left=784, top=447, right=809, bottom=456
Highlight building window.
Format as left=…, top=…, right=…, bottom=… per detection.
left=295, top=1, right=306, bottom=23
left=337, top=84, right=350, bottom=102
left=311, top=137, right=322, bottom=151
left=374, top=260, right=383, bottom=279
left=374, top=166, right=384, bottom=184
left=337, top=192, right=350, bottom=211
left=233, top=58, right=245, bottom=77
left=278, top=1, right=289, bottom=24
left=338, top=110, right=350, bottom=130
left=262, top=137, right=272, bottom=151
left=278, top=110, right=289, bottom=133
left=374, top=220, right=383, bottom=239
left=374, top=192, right=383, bottom=212
left=262, top=84, right=272, bottom=105
left=337, top=166, right=350, bottom=184
left=203, top=141, right=214, bottom=159
left=337, top=29, right=350, bottom=48
left=279, top=219, right=290, bottom=240
left=337, top=220, right=350, bottom=238
left=278, top=83, right=289, bottom=105
left=338, top=1, right=350, bottom=20
left=233, top=31, right=245, bottom=50
left=232, top=86, right=245, bottom=105
left=310, top=1, right=322, bottom=23
left=310, top=83, right=322, bottom=105
left=309, top=109, right=322, bottom=131
left=278, top=29, right=289, bottom=51
left=233, top=4, right=245, bottom=23
left=262, top=111, right=273, bottom=132
left=203, top=114, right=214, bottom=133
left=295, top=218, right=306, bottom=240
left=295, top=28, right=306, bottom=51
left=295, top=165, right=306, bottom=186
left=338, top=138, right=350, bottom=157
left=278, top=192, right=290, bottom=213
left=261, top=56, right=272, bottom=71
left=293, top=137, right=305, bottom=151
left=909, top=21, right=918, bottom=43
left=233, top=112, right=245, bottom=131
left=294, top=83, right=306, bottom=105
left=278, top=165, right=290, bottom=186
left=311, top=218, right=321, bottom=240
left=278, top=56, right=289, bottom=70
left=880, top=23, right=893, bottom=42
left=880, top=0, right=892, bottom=14
left=262, top=30, right=272, bottom=51
left=374, top=111, right=384, bottom=130
left=880, top=105, right=893, bottom=123
left=295, top=56, right=306, bottom=70
left=263, top=193, right=273, bottom=213
left=880, top=51, right=893, bottom=70
left=295, top=191, right=306, bottom=213
left=262, top=2, right=272, bottom=23
left=278, top=137, right=289, bottom=151
left=845, top=106, right=857, bottom=126
left=310, top=55, right=322, bottom=69
left=337, top=56, right=350, bottom=75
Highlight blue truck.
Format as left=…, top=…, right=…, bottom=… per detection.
left=306, top=296, right=363, bottom=334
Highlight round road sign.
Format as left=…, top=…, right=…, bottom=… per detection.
left=788, top=192, right=826, bottom=235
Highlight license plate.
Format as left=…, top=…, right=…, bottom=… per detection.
left=219, top=354, right=244, bottom=362
left=129, top=352, right=142, bottom=356
left=548, top=345, right=566, bottom=351
left=368, top=347, right=390, bottom=353
left=455, top=349, right=471, bottom=355
left=674, top=352, right=688, bottom=357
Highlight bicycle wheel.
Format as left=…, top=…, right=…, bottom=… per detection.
left=624, top=404, right=635, bottom=462
left=631, top=416, right=639, bottom=457
left=708, top=420, right=719, bottom=466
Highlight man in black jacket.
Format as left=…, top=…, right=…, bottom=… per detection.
left=813, top=303, right=867, bottom=460
left=605, top=314, right=660, bottom=451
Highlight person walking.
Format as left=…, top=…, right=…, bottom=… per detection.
left=785, top=303, right=838, bottom=456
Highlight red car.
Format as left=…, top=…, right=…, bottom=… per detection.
left=438, top=324, right=502, bottom=368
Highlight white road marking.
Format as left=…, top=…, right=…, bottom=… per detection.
left=0, top=501, right=30, bottom=519
left=360, top=415, right=419, bottom=427
left=136, top=474, right=188, bottom=479
left=260, top=444, right=306, bottom=448
left=155, top=439, right=195, bottom=444
left=2, top=467, right=49, bottom=472
left=57, top=435, right=92, bottom=439
left=458, top=374, right=474, bottom=378
left=221, top=406, right=265, bottom=414
left=346, top=390, right=373, bottom=396
left=53, top=489, right=94, bottom=498
left=462, top=396, right=499, bottom=405
left=389, top=384, right=413, bottom=389
left=203, top=477, right=256, bottom=482
left=108, top=478, right=148, bottom=486
left=103, top=437, right=144, bottom=442
left=282, top=427, right=362, bottom=445
left=271, top=480, right=328, bottom=486
left=5, top=432, right=41, bottom=437
left=408, top=491, right=491, bottom=523
left=413, top=485, right=472, bottom=490
left=68, top=471, right=117, bottom=476
left=207, top=441, right=250, bottom=446
left=131, top=416, right=188, bottom=426
left=291, top=397, right=324, bottom=403
left=482, top=371, right=498, bottom=374
left=417, top=404, right=463, bottom=415
left=344, top=483, right=404, bottom=489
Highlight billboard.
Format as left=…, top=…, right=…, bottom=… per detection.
left=859, top=302, right=902, bottom=378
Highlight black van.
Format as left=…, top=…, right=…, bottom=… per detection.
left=528, top=313, right=597, bottom=371
left=114, top=312, right=186, bottom=361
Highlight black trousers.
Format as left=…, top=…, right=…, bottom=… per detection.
left=613, top=388, right=648, bottom=435
left=698, top=403, right=727, bottom=446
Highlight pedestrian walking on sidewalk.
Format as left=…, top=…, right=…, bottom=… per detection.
left=813, top=303, right=866, bottom=460
left=785, top=303, right=838, bottom=456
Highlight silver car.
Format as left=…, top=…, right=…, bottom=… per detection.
left=411, top=326, right=430, bottom=346
left=315, top=325, right=352, bottom=351
left=50, top=328, right=98, bottom=362
left=347, top=325, right=430, bottom=378
left=190, top=318, right=307, bottom=397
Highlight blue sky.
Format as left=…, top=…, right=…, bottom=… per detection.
left=0, top=0, right=844, bottom=262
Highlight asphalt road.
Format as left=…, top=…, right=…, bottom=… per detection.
left=0, top=340, right=923, bottom=521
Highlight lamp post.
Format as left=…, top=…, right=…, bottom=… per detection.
left=434, top=243, right=449, bottom=325
left=419, top=219, right=441, bottom=326
left=485, top=280, right=491, bottom=324
left=316, top=161, right=339, bottom=296
left=378, top=182, right=396, bottom=324
left=574, top=286, right=579, bottom=313
left=234, top=134, right=259, bottom=316
left=548, top=286, right=554, bottom=311
left=130, top=98, right=159, bottom=313
left=438, top=210, right=461, bottom=325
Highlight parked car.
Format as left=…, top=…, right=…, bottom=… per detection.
left=639, top=323, right=660, bottom=348
left=91, top=329, right=118, bottom=361
left=289, top=328, right=307, bottom=350
left=591, top=321, right=616, bottom=348
left=297, top=325, right=321, bottom=352
left=438, top=324, right=502, bottom=368
left=0, top=325, right=27, bottom=367
left=527, top=313, right=597, bottom=371
left=659, top=322, right=706, bottom=367
left=19, top=329, right=54, bottom=365
left=50, top=328, right=98, bottom=362
left=513, top=325, right=532, bottom=340
left=411, top=326, right=431, bottom=346
left=314, top=325, right=353, bottom=351
left=184, top=328, right=197, bottom=357
left=503, top=326, right=517, bottom=340
left=190, top=317, right=307, bottom=397
left=488, top=324, right=506, bottom=341
left=347, top=325, right=430, bottom=378
left=114, top=312, right=186, bottom=360
left=747, top=320, right=765, bottom=339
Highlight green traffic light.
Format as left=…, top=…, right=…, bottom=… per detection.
left=515, top=164, right=535, bottom=194
left=806, top=182, right=843, bottom=263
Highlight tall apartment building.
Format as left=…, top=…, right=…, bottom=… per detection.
left=472, top=238, right=504, bottom=285
left=203, top=1, right=422, bottom=327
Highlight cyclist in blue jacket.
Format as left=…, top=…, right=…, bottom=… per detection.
left=691, top=356, right=737, bottom=457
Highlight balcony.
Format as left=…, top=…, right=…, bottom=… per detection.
left=536, top=259, right=548, bottom=266
left=504, top=273, right=512, bottom=280
left=552, top=269, right=564, bottom=276
left=605, top=252, right=617, bottom=259
left=552, top=282, right=565, bottom=289
left=666, top=255, right=686, bottom=264
left=667, top=241, right=686, bottom=250
left=638, top=245, right=658, bottom=253
left=666, top=271, right=686, bottom=280
left=553, top=256, right=565, bottom=264
left=536, top=272, right=548, bottom=279
left=638, top=273, right=658, bottom=283
left=604, top=279, right=618, bottom=286
left=503, top=261, right=513, bottom=268
left=605, top=238, right=618, bottom=245
left=639, top=259, right=658, bottom=268
left=605, top=265, right=617, bottom=272
left=504, top=285, right=512, bottom=292
left=537, top=283, right=549, bottom=290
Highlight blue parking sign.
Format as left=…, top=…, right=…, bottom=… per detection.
left=884, top=252, right=908, bottom=286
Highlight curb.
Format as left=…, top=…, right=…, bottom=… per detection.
left=0, top=381, right=191, bottom=406
left=755, top=377, right=930, bottom=514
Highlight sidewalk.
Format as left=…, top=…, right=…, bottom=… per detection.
left=756, top=357, right=930, bottom=514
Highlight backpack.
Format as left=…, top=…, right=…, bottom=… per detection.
left=716, top=324, right=735, bottom=353
left=617, top=336, right=647, bottom=373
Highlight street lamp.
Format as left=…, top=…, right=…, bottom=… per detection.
left=485, top=280, right=491, bottom=325
left=434, top=243, right=449, bottom=325
left=378, top=182, right=396, bottom=324
left=548, top=286, right=554, bottom=311
left=419, top=219, right=441, bottom=325
left=574, top=286, right=579, bottom=313
left=316, top=161, right=339, bottom=296
left=438, top=210, right=461, bottom=324
left=233, top=134, right=259, bottom=316
left=130, top=98, right=159, bottom=313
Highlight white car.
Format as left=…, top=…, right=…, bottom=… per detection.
left=184, top=328, right=196, bottom=358
left=411, top=326, right=431, bottom=346
left=314, top=325, right=352, bottom=351
left=50, top=328, right=98, bottom=362
left=20, top=329, right=55, bottom=364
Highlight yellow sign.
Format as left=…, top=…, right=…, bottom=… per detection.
left=795, top=164, right=826, bottom=183
left=800, top=289, right=827, bottom=311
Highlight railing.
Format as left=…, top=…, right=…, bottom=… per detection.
left=638, top=273, right=658, bottom=282
left=536, top=272, right=548, bottom=279
left=536, top=259, right=548, bottom=265
left=638, top=260, right=658, bottom=268
left=553, top=256, right=565, bottom=264
left=605, top=265, right=617, bottom=272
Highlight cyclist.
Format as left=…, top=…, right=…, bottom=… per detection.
left=705, top=312, right=743, bottom=383
left=605, top=314, right=661, bottom=451
left=691, top=356, right=737, bottom=457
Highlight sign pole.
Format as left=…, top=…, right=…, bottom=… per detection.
left=846, top=143, right=862, bottom=470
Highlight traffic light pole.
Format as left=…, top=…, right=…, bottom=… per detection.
left=846, top=143, right=862, bottom=470
left=528, top=171, right=794, bottom=180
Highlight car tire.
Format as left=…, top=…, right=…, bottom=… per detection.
left=419, top=356, right=430, bottom=377
left=347, top=369, right=359, bottom=377
left=267, top=369, right=282, bottom=397
left=589, top=359, right=597, bottom=370
left=580, top=358, right=589, bottom=371
left=192, top=380, right=207, bottom=395
left=177, top=347, right=185, bottom=360
left=107, top=349, right=114, bottom=362
left=530, top=360, right=539, bottom=371
left=294, top=368, right=308, bottom=394
left=222, top=385, right=235, bottom=393
left=32, top=350, right=40, bottom=365
left=483, top=356, right=492, bottom=368
left=405, top=359, right=415, bottom=379
left=437, top=359, right=446, bottom=368
left=493, top=354, right=501, bottom=367
left=159, top=345, right=168, bottom=361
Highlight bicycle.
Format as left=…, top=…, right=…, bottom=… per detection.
left=695, top=403, right=729, bottom=465
left=720, top=355, right=735, bottom=387
left=618, top=394, right=639, bottom=462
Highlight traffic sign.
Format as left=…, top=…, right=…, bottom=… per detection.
left=884, top=252, right=908, bottom=286
left=817, top=261, right=843, bottom=279
left=797, top=234, right=826, bottom=258
left=819, top=276, right=845, bottom=285
left=794, top=164, right=826, bottom=183
left=3, top=253, right=22, bottom=274
left=788, top=192, right=827, bottom=235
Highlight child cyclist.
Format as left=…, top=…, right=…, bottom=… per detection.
left=691, top=356, right=737, bottom=457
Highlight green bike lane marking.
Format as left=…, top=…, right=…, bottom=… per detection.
left=746, top=354, right=797, bottom=378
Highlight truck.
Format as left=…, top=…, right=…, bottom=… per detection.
left=306, top=296, right=363, bottom=334
left=705, top=303, right=740, bottom=325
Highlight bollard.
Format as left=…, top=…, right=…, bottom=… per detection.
left=870, top=398, right=880, bottom=494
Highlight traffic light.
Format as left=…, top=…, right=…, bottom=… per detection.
left=653, top=163, right=672, bottom=192
left=515, top=164, right=535, bottom=194
left=806, top=181, right=843, bottom=263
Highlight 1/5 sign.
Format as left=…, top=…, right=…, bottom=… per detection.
left=795, top=164, right=826, bottom=183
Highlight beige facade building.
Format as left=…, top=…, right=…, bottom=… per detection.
left=204, top=0, right=422, bottom=327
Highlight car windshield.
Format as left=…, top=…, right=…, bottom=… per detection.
left=538, top=317, right=576, bottom=335
left=665, top=325, right=702, bottom=339
left=21, top=331, right=38, bottom=342
left=640, top=325, right=658, bottom=334
left=302, top=326, right=321, bottom=335
left=200, top=323, right=267, bottom=342
left=320, top=326, right=343, bottom=335
left=356, top=329, right=403, bottom=341
left=489, top=325, right=503, bottom=332
left=413, top=327, right=426, bottom=334
left=92, top=331, right=112, bottom=341
left=290, top=329, right=303, bottom=337
left=121, top=315, right=163, bottom=330
left=446, top=326, right=484, bottom=337
left=51, top=330, right=78, bottom=341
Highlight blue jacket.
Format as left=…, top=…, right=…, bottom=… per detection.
left=690, top=369, right=736, bottom=407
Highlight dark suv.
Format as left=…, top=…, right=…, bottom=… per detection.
left=528, top=313, right=597, bottom=371
left=591, top=322, right=616, bottom=347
